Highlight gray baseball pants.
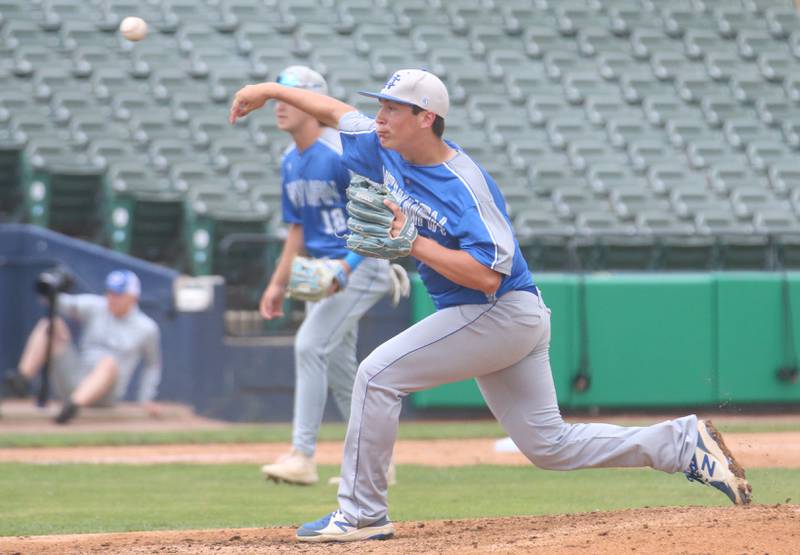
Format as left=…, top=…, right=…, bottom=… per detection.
left=337, top=289, right=699, bottom=526
left=292, top=257, right=391, bottom=457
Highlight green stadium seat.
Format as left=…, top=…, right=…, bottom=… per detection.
left=596, top=51, right=644, bottom=81
left=660, top=5, right=716, bottom=38
left=621, top=71, right=665, bottom=104
left=552, top=187, right=603, bottom=221
left=501, top=3, right=554, bottom=37
left=11, top=44, right=62, bottom=77
left=585, top=96, right=635, bottom=127
left=355, top=23, right=415, bottom=57
left=527, top=94, right=574, bottom=127
left=68, top=111, right=130, bottom=148
left=723, top=117, right=783, bottom=150
left=567, top=140, right=629, bottom=173
left=704, top=51, right=743, bottom=82
left=447, top=1, right=504, bottom=36
left=169, top=93, right=213, bottom=124
left=676, top=71, right=720, bottom=104
left=524, top=25, right=578, bottom=59
left=586, top=164, right=637, bottom=195
left=606, top=115, right=659, bottom=149
left=575, top=210, right=638, bottom=237
left=736, top=28, right=781, bottom=60
left=730, top=186, right=787, bottom=220
left=642, top=94, right=686, bottom=127
left=666, top=116, right=719, bottom=148
left=50, top=90, right=100, bottom=125
left=528, top=161, right=584, bottom=197
left=412, top=25, right=470, bottom=56
left=368, top=47, right=425, bottom=80
left=714, top=5, right=769, bottom=39
left=111, top=93, right=169, bottom=122
left=2, top=20, right=59, bottom=50
left=686, top=139, right=742, bottom=170
left=683, top=28, right=734, bottom=60
left=563, top=72, right=621, bottom=105
left=647, top=165, right=706, bottom=196
left=607, top=2, right=655, bottom=37
left=229, top=162, right=276, bottom=194
left=87, top=138, right=146, bottom=169
left=708, top=161, right=770, bottom=195
left=209, top=138, right=264, bottom=174
left=505, top=72, right=564, bottom=105
left=670, top=187, right=727, bottom=221
left=483, top=112, right=530, bottom=147
left=631, top=28, right=681, bottom=60
left=468, top=25, right=511, bottom=57
left=555, top=4, right=603, bottom=37
left=92, top=67, right=150, bottom=103
left=765, top=6, right=800, bottom=38
left=506, top=135, right=553, bottom=174
left=700, top=93, right=742, bottom=128
left=129, top=113, right=190, bottom=148
left=610, top=183, right=672, bottom=221
left=543, top=51, right=595, bottom=81
left=148, top=138, right=207, bottom=173
left=756, top=49, right=796, bottom=82
left=768, top=160, right=800, bottom=195
left=628, top=138, right=679, bottom=173
left=59, top=20, right=118, bottom=52
left=33, top=66, right=90, bottom=103
left=578, top=27, right=630, bottom=57
left=780, top=116, right=800, bottom=148
left=746, top=139, right=793, bottom=173
left=547, top=115, right=606, bottom=150
left=755, top=95, right=793, bottom=128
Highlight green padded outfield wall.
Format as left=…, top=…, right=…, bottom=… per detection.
left=410, top=273, right=800, bottom=409
left=716, top=273, right=800, bottom=404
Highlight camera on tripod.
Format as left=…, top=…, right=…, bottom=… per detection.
left=35, top=266, right=74, bottom=298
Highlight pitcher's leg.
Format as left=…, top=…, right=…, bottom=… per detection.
left=337, top=295, right=542, bottom=526
left=476, top=308, right=697, bottom=473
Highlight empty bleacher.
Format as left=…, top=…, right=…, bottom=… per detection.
left=1, top=0, right=799, bottom=308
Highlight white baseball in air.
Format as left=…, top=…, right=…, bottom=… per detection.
left=119, top=16, right=148, bottom=41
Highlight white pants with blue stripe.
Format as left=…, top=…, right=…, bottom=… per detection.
left=337, top=289, right=699, bottom=527
left=291, top=257, right=391, bottom=456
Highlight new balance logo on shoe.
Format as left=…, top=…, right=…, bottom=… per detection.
left=684, top=420, right=752, bottom=505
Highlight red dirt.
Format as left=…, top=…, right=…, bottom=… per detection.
left=2, top=403, right=798, bottom=554
left=0, top=433, right=798, bottom=468
left=1, top=505, right=797, bottom=555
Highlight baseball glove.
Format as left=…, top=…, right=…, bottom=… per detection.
left=346, top=176, right=417, bottom=259
left=286, top=256, right=347, bottom=302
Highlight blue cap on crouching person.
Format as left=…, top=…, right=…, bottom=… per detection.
left=105, top=270, right=141, bottom=297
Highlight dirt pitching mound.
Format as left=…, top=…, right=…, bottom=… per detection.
left=2, top=505, right=797, bottom=555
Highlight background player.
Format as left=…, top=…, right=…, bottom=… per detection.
left=257, top=66, right=396, bottom=486
left=3, top=269, right=161, bottom=424
left=230, top=69, right=751, bottom=542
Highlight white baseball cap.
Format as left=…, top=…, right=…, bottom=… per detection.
left=277, top=65, right=328, bottom=95
left=105, top=269, right=141, bottom=297
left=359, top=69, right=450, bottom=118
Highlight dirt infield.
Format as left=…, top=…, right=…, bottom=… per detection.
left=0, top=433, right=799, bottom=468
left=2, top=405, right=799, bottom=554
left=1, top=505, right=798, bottom=555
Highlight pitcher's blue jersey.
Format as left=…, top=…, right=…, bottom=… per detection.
left=281, top=127, right=352, bottom=259
left=338, top=112, right=536, bottom=310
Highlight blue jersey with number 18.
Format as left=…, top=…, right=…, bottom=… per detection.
left=281, top=127, right=353, bottom=259
left=338, top=111, right=536, bottom=310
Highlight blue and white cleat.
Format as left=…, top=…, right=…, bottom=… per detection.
left=296, top=509, right=395, bottom=543
left=685, top=419, right=752, bottom=505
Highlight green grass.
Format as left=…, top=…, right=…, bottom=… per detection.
left=1, top=419, right=798, bottom=448
left=0, top=463, right=797, bottom=537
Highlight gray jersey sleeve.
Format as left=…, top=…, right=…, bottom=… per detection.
left=136, top=322, right=162, bottom=402
left=56, top=294, right=105, bottom=322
